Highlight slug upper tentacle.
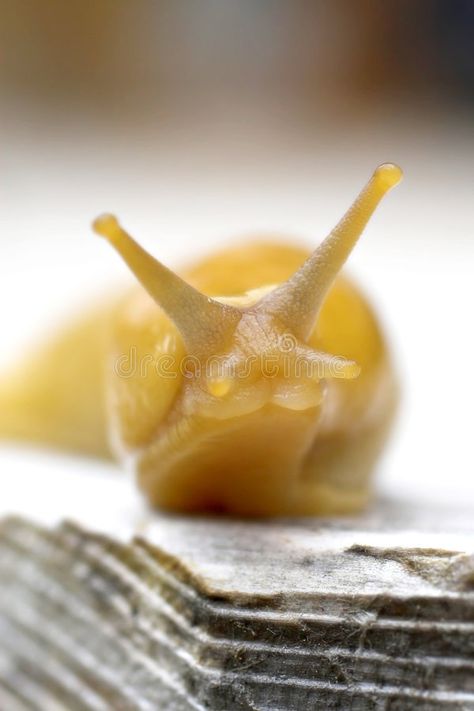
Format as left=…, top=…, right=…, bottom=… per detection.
left=93, top=213, right=242, bottom=358
left=0, top=163, right=402, bottom=516
left=257, top=163, right=402, bottom=339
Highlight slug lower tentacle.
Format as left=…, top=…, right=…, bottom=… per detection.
left=0, top=163, right=402, bottom=516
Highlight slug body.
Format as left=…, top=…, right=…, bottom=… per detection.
left=0, top=165, right=402, bottom=516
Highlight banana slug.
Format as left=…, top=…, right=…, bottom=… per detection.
left=0, top=164, right=402, bottom=516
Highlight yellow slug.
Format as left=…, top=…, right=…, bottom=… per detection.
left=0, top=164, right=402, bottom=516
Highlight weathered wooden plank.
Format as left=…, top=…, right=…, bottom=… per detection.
left=0, top=500, right=473, bottom=710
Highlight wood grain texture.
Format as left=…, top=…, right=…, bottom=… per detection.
left=0, top=501, right=473, bottom=710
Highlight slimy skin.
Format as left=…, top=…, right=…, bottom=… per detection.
left=0, top=164, right=402, bottom=516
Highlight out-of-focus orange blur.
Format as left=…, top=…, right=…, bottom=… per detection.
left=1, top=2, right=472, bottom=114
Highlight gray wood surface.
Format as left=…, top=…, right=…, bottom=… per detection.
left=0, top=499, right=473, bottom=710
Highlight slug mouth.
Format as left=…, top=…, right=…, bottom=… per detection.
left=134, top=401, right=321, bottom=516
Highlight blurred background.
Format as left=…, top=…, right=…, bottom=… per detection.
left=0, top=1, right=473, bottom=523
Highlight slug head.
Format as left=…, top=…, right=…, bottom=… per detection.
left=93, top=164, right=402, bottom=513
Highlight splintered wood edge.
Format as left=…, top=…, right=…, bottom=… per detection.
left=2, top=512, right=473, bottom=604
